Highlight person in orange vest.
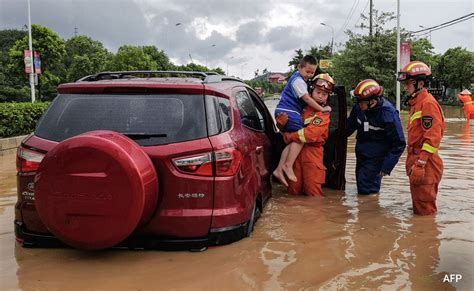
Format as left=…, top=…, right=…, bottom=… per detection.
left=276, top=74, right=333, bottom=196
left=397, top=61, right=445, bottom=215
left=457, top=89, right=474, bottom=121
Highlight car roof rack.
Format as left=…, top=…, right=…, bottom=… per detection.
left=202, top=75, right=243, bottom=84
left=77, top=71, right=245, bottom=84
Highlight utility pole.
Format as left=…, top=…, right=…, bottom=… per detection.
left=74, top=27, right=78, bottom=36
left=27, top=0, right=35, bottom=103
left=369, top=0, right=373, bottom=36
left=396, top=0, right=401, bottom=112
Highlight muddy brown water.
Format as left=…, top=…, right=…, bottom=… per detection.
left=0, top=102, right=473, bottom=290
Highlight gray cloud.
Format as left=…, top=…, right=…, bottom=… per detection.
left=0, top=0, right=150, bottom=50
left=265, top=26, right=301, bottom=52
left=236, top=21, right=265, bottom=44
left=0, top=0, right=472, bottom=78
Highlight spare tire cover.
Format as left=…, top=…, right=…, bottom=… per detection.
left=35, top=130, right=158, bottom=250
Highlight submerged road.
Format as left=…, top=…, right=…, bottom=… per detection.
left=0, top=102, right=472, bottom=290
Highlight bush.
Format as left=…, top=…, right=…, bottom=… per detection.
left=0, top=102, right=50, bottom=138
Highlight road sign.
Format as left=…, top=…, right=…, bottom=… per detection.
left=34, top=51, right=41, bottom=74
left=24, top=49, right=33, bottom=74
left=319, top=59, right=333, bottom=69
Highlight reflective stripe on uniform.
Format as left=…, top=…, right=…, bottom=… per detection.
left=410, top=111, right=422, bottom=124
left=304, top=117, right=313, bottom=125
left=369, top=125, right=384, bottom=131
left=465, top=101, right=473, bottom=105
left=298, top=128, right=306, bottom=143
left=422, top=142, right=438, bottom=153
left=358, top=81, right=378, bottom=95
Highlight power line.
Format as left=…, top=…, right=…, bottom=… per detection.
left=416, top=17, right=471, bottom=38
left=411, top=13, right=473, bottom=34
left=354, top=0, right=370, bottom=30
left=335, top=0, right=360, bottom=40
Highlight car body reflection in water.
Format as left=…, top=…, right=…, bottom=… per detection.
left=0, top=103, right=472, bottom=290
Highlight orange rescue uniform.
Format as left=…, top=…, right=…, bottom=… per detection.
left=457, top=92, right=474, bottom=120
left=283, top=107, right=330, bottom=196
left=406, top=88, right=445, bottom=215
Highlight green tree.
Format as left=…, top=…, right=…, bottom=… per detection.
left=175, top=63, right=225, bottom=75
left=0, top=29, right=28, bottom=101
left=332, top=10, right=435, bottom=104
left=435, top=47, right=473, bottom=91
left=0, top=29, right=27, bottom=68
left=307, top=44, right=332, bottom=62
left=64, top=35, right=110, bottom=81
left=287, top=44, right=333, bottom=78
left=142, top=46, right=173, bottom=70
left=8, top=24, right=66, bottom=100
left=106, top=45, right=157, bottom=71
left=288, top=49, right=304, bottom=70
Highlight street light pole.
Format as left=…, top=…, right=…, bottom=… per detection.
left=320, top=22, right=334, bottom=56
left=206, top=44, right=216, bottom=68
left=166, top=22, right=182, bottom=52
left=27, top=0, right=35, bottom=103
left=227, top=56, right=234, bottom=76
left=240, top=62, right=247, bottom=80
left=396, top=0, right=401, bottom=111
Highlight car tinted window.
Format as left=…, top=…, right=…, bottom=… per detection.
left=35, top=94, right=207, bottom=146
left=205, top=95, right=232, bottom=136
left=205, top=95, right=220, bottom=136
left=218, top=98, right=231, bottom=132
left=246, top=90, right=266, bottom=131
left=234, top=90, right=263, bottom=131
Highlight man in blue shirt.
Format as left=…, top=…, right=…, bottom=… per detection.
left=347, top=79, right=406, bottom=195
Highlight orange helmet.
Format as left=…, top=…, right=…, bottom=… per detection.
left=397, top=61, right=432, bottom=82
left=352, top=79, right=382, bottom=101
left=310, top=73, right=334, bottom=93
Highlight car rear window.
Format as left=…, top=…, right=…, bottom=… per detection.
left=35, top=94, right=207, bottom=146
left=205, top=95, right=232, bottom=136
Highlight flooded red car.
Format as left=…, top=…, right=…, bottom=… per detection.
left=15, top=71, right=282, bottom=250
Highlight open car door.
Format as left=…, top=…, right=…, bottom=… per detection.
left=323, top=85, right=347, bottom=190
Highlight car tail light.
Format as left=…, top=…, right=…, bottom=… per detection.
left=172, top=153, right=213, bottom=176
left=172, top=148, right=242, bottom=177
left=16, top=146, right=44, bottom=173
left=214, top=148, right=242, bottom=176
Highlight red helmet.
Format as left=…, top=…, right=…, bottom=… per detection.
left=397, top=61, right=432, bottom=82
left=310, top=73, right=334, bottom=93
left=352, top=79, right=381, bottom=101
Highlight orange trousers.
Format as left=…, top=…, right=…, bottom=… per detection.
left=406, top=152, right=443, bottom=215
left=288, top=145, right=325, bottom=197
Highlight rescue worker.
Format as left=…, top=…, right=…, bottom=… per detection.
left=276, top=74, right=334, bottom=196
left=397, top=60, right=445, bottom=215
left=347, top=79, right=406, bottom=195
left=457, top=89, right=474, bottom=121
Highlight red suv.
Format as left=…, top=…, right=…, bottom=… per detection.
left=15, top=71, right=283, bottom=251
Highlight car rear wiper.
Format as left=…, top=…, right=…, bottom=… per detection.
left=122, top=132, right=168, bottom=139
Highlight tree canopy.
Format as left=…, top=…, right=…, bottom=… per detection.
left=64, top=35, right=111, bottom=82
left=1, top=18, right=472, bottom=103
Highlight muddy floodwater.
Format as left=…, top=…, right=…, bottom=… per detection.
left=1, top=101, right=473, bottom=290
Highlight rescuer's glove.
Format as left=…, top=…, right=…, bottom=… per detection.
left=409, top=159, right=426, bottom=184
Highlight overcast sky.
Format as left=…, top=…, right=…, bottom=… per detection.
left=1, top=0, right=472, bottom=79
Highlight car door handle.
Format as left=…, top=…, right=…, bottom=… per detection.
left=256, top=146, right=263, bottom=154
